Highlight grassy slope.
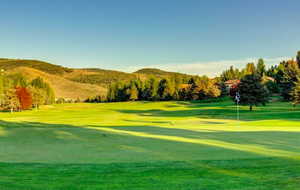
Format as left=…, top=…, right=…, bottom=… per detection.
left=0, top=59, right=72, bottom=75
left=134, top=68, right=191, bottom=80
left=9, top=67, right=106, bottom=100
left=64, top=68, right=139, bottom=87
left=0, top=100, right=300, bottom=189
left=0, top=59, right=193, bottom=100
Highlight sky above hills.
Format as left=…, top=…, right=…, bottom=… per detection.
left=0, top=0, right=299, bottom=76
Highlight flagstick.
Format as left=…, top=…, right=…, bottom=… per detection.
left=237, top=101, right=239, bottom=121
left=235, top=92, right=240, bottom=126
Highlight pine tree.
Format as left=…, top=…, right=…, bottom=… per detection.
left=148, top=78, right=159, bottom=100
left=0, top=75, right=5, bottom=106
left=297, top=51, right=300, bottom=68
left=107, top=84, right=116, bottom=102
left=291, top=79, right=300, bottom=106
left=277, top=60, right=300, bottom=100
left=238, top=74, right=269, bottom=111
left=129, top=83, right=138, bottom=101
left=158, top=79, right=167, bottom=100
left=244, top=63, right=256, bottom=75
left=186, top=78, right=198, bottom=100
left=220, top=66, right=241, bottom=82
left=257, top=59, right=266, bottom=77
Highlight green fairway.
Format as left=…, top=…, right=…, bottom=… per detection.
left=0, top=100, right=300, bottom=189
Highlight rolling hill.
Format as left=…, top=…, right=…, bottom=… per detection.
left=0, top=59, right=193, bottom=100
left=135, top=68, right=189, bottom=78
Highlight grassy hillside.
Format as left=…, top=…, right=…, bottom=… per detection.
left=64, top=68, right=138, bottom=87
left=8, top=67, right=106, bottom=100
left=0, top=100, right=299, bottom=189
left=0, top=59, right=194, bottom=100
left=0, top=58, right=72, bottom=75
left=135, top=68, right=191, bottom=79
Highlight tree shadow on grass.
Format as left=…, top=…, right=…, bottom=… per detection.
left=0, top=120, right=300, bottom=163
left=113, top=106, right=300, bottom=121
left=0, top=120, right=300, bottom=189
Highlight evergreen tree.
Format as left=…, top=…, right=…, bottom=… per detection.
left=186, top=78, right=198, bottom=100
left=277, top=60, right=300, bottom=100
left=173, top=75, right=181, bottom=100
left=129, top=83, right=138, bottom=101
left=257, top=59, right=266, bottom=77
left=237, top=74, right=269, bottom=111
left=244, top=63, right=256, bottom=75
left=107, top=84, right=116, bottom=102
left=0, top=74, right=5, bottom=106
left=218, top=82, right=228, bottom=97
left=266, top=65, right=279, bottom=78
left=297, top=51, right=300, bottom=68
left=134, top=79, right=144, bottom=100
left=220, top=66, right=241, bottom=82
left=291, top=79, right=300, bottom=106
left=158, top=79, right=168, bottom=100
left=144, top=78, right=159, bottom=100
left=31, top=77, right=45, bottom=88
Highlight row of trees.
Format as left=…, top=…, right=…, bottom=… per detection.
left=220, top=52, right=300, bottom=99
left=95, top=76, right=221, bottom=102
left=85, top=51, right=300, bottom=110
left=224, top=52, right=300, bottom=109
left=220, top=58, right=266, bottom=82
left=0, top=72, right=55, bottom=112
left=234, top=70, right=300, bottom=110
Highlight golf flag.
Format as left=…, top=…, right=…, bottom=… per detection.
left=235, top=92, right=240, bottom=103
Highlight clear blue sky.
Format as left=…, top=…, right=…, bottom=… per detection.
left=1, top=0, right=299, bottom=75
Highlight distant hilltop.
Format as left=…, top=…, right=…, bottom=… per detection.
left=0, top=58, right=193, bottom=100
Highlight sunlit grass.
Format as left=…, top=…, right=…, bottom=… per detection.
left=0, top=100, right=299, bottom=189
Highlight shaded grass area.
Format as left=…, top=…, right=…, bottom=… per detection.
left=115, top=101, right=300, bottom=121
left=0, top=100, right=300, bottom=189
left=0, top=120, right=300, bottom=163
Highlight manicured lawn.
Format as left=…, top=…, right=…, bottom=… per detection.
left=0, top=100, right=300, bottom=189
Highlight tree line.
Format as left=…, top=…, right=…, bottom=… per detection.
left=86, top=75, right=221, bottom=103
left=220, top=51, right=300, bottom=103
left=3, top=51, right=299, bottom=112
left=87, top=51, right=300, bottom=111
left=0, top=72, right=55, bottom=112
left=217, top=51, right=300, bottom=109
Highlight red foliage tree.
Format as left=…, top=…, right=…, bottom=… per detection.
left=16, top=87, right=32, bottom=110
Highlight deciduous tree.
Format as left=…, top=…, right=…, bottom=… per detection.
left=16, top=87, right=32, bottom=110
left=3, top=88, right=20, bottom=112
